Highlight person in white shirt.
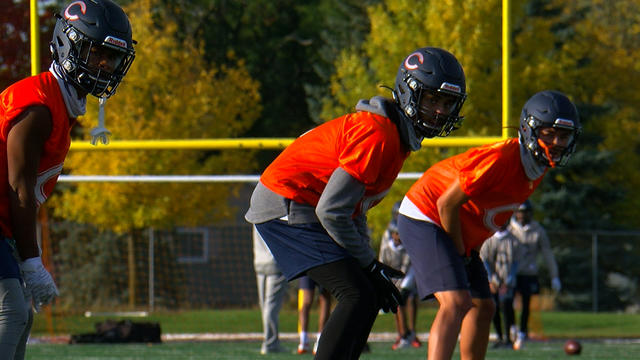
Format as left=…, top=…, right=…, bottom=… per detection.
left=508, top=200, right=561, bottom=350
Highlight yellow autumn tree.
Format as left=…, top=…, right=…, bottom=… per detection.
left=50, top=0, right=262, bottom=232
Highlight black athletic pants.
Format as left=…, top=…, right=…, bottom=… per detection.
left=306, top=258, right=380, bottom=360
left=515, top=274, right=539, bottom=336
left=492, top=292, right=515, bottom=342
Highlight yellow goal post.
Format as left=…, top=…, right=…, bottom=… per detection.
left=59, top=136, right=506, bottom=183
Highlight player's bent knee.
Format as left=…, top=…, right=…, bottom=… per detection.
left=437, top=290, right=473, bottom=316
left=476, top=298, right=496, bottom=320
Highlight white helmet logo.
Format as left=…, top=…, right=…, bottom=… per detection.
left=404, top=52, right=424, bottom=70
left=64, top=1, right=87, bottom=21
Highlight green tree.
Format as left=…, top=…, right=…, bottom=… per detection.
left=162, top=0, right=317, bottom=139
left=555, top=0, right=640, bottom=228
left=51, top=0, right=262, bottom=232
left=159, top=0, right=379, bottom=167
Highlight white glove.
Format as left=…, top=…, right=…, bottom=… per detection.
left=551, top=277, right=562, bottom=292
left=20, top=257, right=59, bottom=312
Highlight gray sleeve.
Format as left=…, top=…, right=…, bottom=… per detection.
left=315, top=168, right=376, bottom=267
left=245, top=181, right=289, bottom=224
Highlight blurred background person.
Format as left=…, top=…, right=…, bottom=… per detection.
left=296, top=276, right=331, bottom=355
left=508, top=200, right=562, bottom=350
left=480, top=224, right=521, bottom=349
left=253, top=227, right=288, bottom=355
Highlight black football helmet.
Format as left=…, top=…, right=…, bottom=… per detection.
left=519, top=90, right=581, bottom=167
left=50, top=0, right=136, bottom=98
left=393, top=47, right=467, bottom=138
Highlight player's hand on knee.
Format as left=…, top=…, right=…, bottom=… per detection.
left=365, top=260, right=404, bottom=313
left=20, top=256, right=59, bottom=312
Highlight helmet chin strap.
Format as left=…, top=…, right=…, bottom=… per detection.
left=90, top=97, right=112, bottom=145
left=537, top=139, right=557, bottom=168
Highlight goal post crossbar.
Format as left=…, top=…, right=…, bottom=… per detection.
left=57, top=173, right=426, bottom=182
left=62, top=136, right=506, bottom=182
left=69, top=136, right=505, bottom=151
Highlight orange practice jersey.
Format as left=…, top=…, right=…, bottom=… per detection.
left=0, top=72, right=73, bottom=238
left=261, top=111, right=409, bottom=216
left=406, top=138, right=544, bottom=252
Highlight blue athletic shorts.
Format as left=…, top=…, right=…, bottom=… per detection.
left=0, top=236, right=21, bottom=280
left=255, top=219, right=351, bottom=281
left=397, top=214, right=491, bottom=300
left=299, top=275, right=317, bottom=290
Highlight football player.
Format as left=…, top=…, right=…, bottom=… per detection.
left=0, top=1, right=135, bottom=358
left=397, top=90, right=581, bottom=360
left=246, top=47, right=467, bottom=360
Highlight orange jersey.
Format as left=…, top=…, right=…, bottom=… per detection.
left=0, top=71, right=73, bottom=237
left=406, top=138, right=544, bottom=251
left=261, top=111, right=409, bottom=216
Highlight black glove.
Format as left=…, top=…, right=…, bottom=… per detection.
left=365, top=260, right=404, bottom=314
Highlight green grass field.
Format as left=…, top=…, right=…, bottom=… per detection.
left=27, top=307, right=640, bottom=359
left=25, top=339, right=640, bottom=359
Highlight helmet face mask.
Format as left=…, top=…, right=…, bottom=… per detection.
left=394, top=47, right=466, bottom=138
left=51, top=0, right=136, bottom=98
left=519, top=91, right=581, bottom=167
left=416, top=88, right=465, bottom=137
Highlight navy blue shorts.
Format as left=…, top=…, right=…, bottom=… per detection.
left=0, top=237, right=20, bottom=280
left=397, top=215, right=491, bottom=300
left=255, top=220, right=351, bottom=281
left=299, top=275, right=318, bottom=290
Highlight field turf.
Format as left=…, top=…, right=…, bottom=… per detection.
left=26, top=339, right=640, bottom=359
left=28, top=307, right=640, bottom=359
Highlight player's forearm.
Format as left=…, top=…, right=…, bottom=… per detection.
left=8, top=187, right=40, bottom=260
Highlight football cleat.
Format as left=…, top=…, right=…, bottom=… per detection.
left=392, top=335, right=411, bottom=350
left=297, top=342, right=310, bottom=354
left=513, top=332, right=526, bottom=350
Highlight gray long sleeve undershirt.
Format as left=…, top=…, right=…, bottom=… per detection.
left=316, top=168, right=375, bottom=267
left=244, top=168, right=375, bottom=267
